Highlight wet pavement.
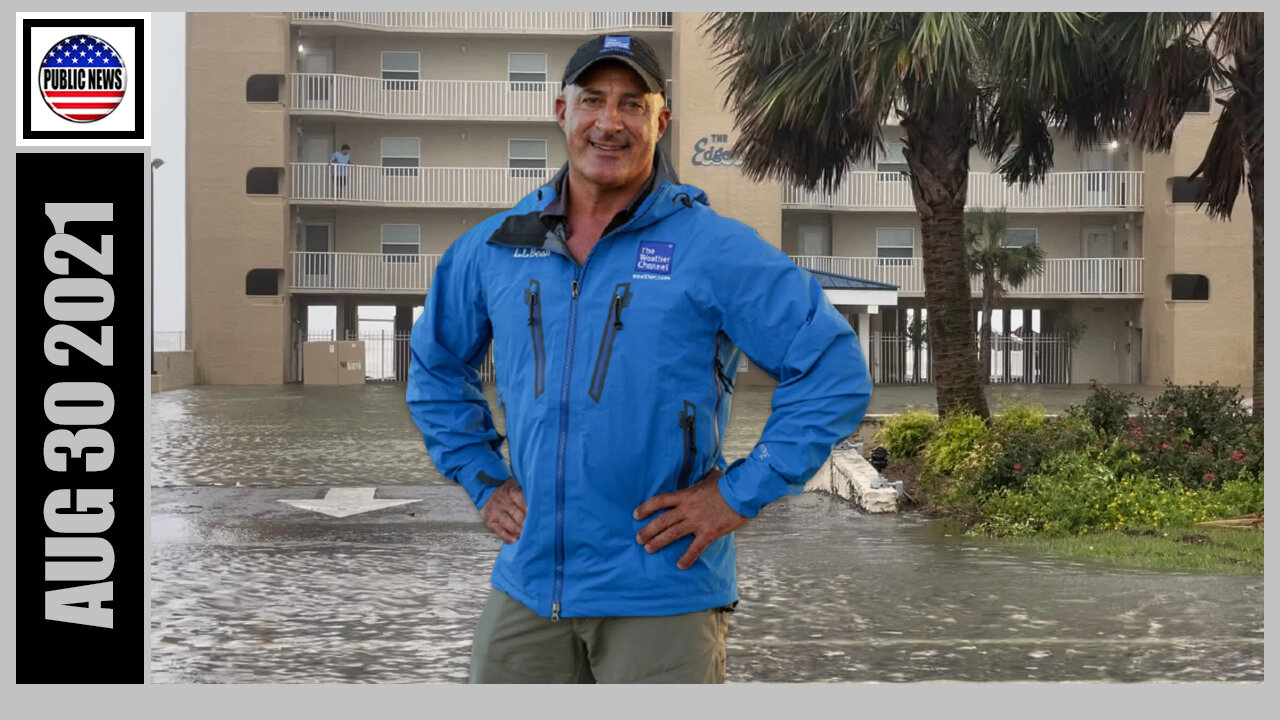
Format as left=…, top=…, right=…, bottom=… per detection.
left=149, top=383, right=1264, bottom=683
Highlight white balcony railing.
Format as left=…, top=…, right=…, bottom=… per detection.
left=291, top=252, right=443, bottom=293
left=793, top=256, right=1144, bottom=296
left=784, top=171, right=1144, bottom=211
left=292, top=11, right=673, bottom=33
left=291, top=75, right=562, bottom=120
left=291, top=75, right=673, bottom=119
left=291, top=163, right=557, bottom=206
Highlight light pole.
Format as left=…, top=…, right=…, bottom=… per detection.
left=150, top=157, right=165, bottom=375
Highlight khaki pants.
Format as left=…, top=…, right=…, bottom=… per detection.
left=470, top=588, right=730, bottom=684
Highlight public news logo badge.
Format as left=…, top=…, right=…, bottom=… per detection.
left=39, top=35, right=127, bottom=123
left=20, top=16, right=145, bottom=141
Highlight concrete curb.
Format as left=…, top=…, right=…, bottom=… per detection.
left=804, top=447, right=899, bottom=513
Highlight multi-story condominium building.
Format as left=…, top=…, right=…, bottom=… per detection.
left=185, top=12, right=1253, bottom=392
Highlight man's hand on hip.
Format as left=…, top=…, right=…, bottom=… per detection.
left=480, top=478, right=525, bottom=543
left=633, top=468, right=747, bottom=570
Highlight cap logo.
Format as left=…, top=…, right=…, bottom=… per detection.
left=603, top=35, right=632, bottom=53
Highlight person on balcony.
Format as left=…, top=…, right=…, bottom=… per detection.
left=407, top=34, right=872, bottom=684
left=330, top=143, right=351, bottom=196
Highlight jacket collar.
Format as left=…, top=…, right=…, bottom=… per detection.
left=486, top=146, right=707, bottom=250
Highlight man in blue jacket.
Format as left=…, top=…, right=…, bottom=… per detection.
left=407, top=34, right=872, bottom=683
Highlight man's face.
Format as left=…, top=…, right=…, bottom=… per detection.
left=556, top=62, right=670, bottom=195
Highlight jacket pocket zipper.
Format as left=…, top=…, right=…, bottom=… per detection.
left=677, top=400, right=698, bottom=490
left=524, top=278, right=545, bottom=398
left=587, top=283, right=632, bottom=403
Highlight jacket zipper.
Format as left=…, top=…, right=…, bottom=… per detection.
left=551, top=273, right=580, bottom=622
left=524, top=278, right=545, bottom=398
left=676, top=400, right=698, bottom=490
left=587, top=283, right=633, bottom=403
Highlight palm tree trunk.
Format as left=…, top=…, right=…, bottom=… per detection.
left=902, top=95, right=989, bottom=419
left=1247, top=153, right=1263, bottom=421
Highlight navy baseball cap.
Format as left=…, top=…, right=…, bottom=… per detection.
left=562, top=34, right=666, bottom=95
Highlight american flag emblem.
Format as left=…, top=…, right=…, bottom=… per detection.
left=38, top=35, right=127, bottom=123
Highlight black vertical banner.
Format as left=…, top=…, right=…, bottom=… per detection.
left=16, top=152, right=144, bottom=683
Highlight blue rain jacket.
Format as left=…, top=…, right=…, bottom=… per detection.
left=408, top=162, right=872, bottom=619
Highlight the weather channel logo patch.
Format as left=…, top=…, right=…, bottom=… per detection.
left=40, top=35, right=127, bottom=123
left=21, top=17, right=146, bottom=141
left=634, top=241, right=674, bottom=280
left=604, top=35, right=632, bottom=52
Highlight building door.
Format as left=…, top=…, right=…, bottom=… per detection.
left=301, top=221, right=334, bottom=287
left=797, top=224, right=830, bottom=258
left=1082, top=146, right=1115, bottom=206
left=1082, top=226, right=1115, bottom=293
left=302, top=136, right=333, bottom=164
left=300, top=50, right=334, bottom=108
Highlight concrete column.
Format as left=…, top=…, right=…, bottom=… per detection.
left=336, top=299, right=359, bottom=340
left=394, top=305, right=414, bottom=380
left=856, top=312, right=871, bottom=373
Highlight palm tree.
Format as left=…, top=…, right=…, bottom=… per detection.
left=965, top=209, right=1046, bottom=383
left=702, top=12, right=1203, bottom=418
left=1190, top=14, right=1262, bottom=420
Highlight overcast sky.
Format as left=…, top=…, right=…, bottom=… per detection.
left=152, top=12, right=185, bottom=333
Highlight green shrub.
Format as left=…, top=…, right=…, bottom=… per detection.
left=1072, top=381, right=1137, bottom=435
left=873, top=410, right=939, bottom=459
left=952, top=405, right=1094, bottom=496
left=922, top=411, right=987, bottom=476
left=1105, top=382, right=1264, bottom=489
left=974, top=454, right=1265, bottom=537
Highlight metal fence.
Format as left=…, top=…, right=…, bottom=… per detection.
left=302, top=331, right=494, bottom=383
left=153, top=331, right=187, bottom=352
left=868, top=333, right=1073, bottom=385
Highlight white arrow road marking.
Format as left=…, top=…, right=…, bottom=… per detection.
left=279, top=488, right=422, bottom=518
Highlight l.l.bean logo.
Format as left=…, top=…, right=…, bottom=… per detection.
left=691, top=134, right=742, bottom=167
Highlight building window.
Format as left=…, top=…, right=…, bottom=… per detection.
left=876, top=227, right=914, bottom=266
left=509, top=139, right=547, bottom=178
left=381, top=137, right=420, bottom=177
left=508, top=53, right=547, bottom=91
left=877, top=142, right=909, bottom=181
left=1002, top=228, right=1038, bottom=248
left=246, top=74, right=281, bottom=102
left=246, top=167, right=281, bottom=195
left=245, top=269, right=280, bottom=296
left=381, top=224, right=420, bottom=264
left=1171, top=176, right=1207, bottom=203
left=1169, top=273, right=1209, bottom=301
left=381, top=51, right=420, bottom=91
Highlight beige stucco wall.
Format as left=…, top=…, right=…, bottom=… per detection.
left=187, top=12, right=294, bottom=384
left=1139, top=103, right=1253, bottom=391
left=152, top=351, right=198, bottom=391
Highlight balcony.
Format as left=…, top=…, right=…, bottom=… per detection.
left=784, top=171, right=1144, bottom=212
left=292, top=11, right=673, bottom=34
left=291, top=75, right=561, bottom=120
left=793, top=256, right=1144, bottom=297
left=291, top=252, right=442, bottom=294
left=290, top=75, right=672, bottom=120
left=291, top=163, right=557, bottom=207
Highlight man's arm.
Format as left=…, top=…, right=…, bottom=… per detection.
left=709, top=233, right=872, bottom=517
left=636, top=224, right=871, bottom=565
left=406, top=237, right=514, bottom=512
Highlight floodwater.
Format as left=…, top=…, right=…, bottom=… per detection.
left=149, top=384, right=1263, bottom=683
